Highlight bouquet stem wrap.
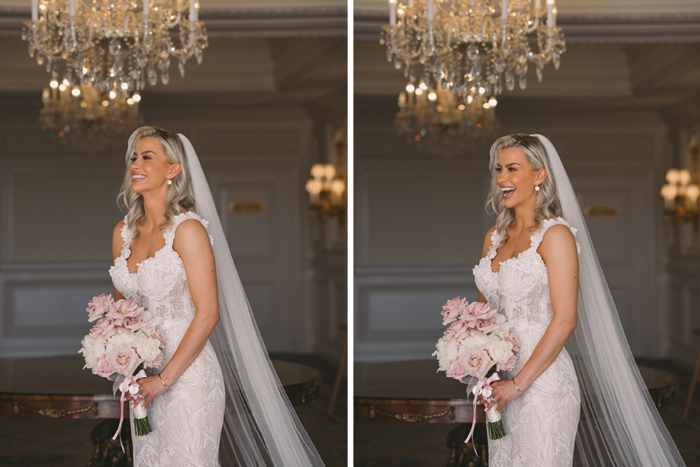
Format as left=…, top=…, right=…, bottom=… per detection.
left=464, top=372, right=507, bottom=453
left=113, top=368, right=151, bottom=447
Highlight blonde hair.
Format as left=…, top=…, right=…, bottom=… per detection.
left=118, top=126, right=196, bottom=235
left=486, top=133, right=562, bottom=244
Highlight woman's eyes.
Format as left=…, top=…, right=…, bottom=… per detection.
left=495, top=167, right=516, bottom=172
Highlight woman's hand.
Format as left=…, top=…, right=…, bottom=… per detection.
left=125, top=375, right=168, bottom=409
left=485, top=378, right=523, bottom=413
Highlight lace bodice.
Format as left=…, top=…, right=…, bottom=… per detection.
left=473, top=217, right=580, bottom=328
left=110, top=212, right=214, bottom=340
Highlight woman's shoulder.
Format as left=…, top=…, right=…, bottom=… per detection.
left=539, top=217, right=579, bottom=254
left=171, top=211, right=214, bottom=246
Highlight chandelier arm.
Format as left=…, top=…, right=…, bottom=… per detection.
left=524, top=16, right=539, bottom=34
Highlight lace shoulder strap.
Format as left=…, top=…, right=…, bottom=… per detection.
left=485, top=227, right=501, bottom=260
left=119, top=217, right=136, bottom=257
left=531, top=217, right=581, bottom=253
left=164, top=211, right=214, bottom=247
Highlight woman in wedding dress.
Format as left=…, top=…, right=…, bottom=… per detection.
left=109, top=126, right=325, bottom=466
left=472, top=134, right=686, bottom=466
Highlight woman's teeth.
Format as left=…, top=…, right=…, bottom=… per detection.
left=502, top=187, right=515, bottom=199
left=132, top=174, right=146, bottom=182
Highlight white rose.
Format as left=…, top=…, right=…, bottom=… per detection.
left=445, top=340, right=460, bottom=361
left=80, top=336, right=98, bottom=369
left=137, top=337, right=161, bottom=362
left=489, top=339, right=514, bottom=363
left=107, top=331, right=133, bottom=348
left=433, top=338, right=450, bottom=371
left=460, top=333, right=488, bottom=351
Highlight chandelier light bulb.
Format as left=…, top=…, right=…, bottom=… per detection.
left=483, top=102, right=491, bottom=109
left=478, top=87, right=486, bottom=94
left=127, top=98, right=135, bottom=105
left=679, top=169, right=691, bottom=186
left=428, top=92, right=437, bottom=101
left=62, top=79, right=70, bottom=86
left=71, top=87, right=81, bottom=96
left=488, top=97, right=498, bottom=106
left=406, top=84, right=415, bottom=92
left=666, top=169, right=680, bottom=184
left=121, top=82, right=129, bottom=90
left=109, top=90, right=117, bottom=99
left=310, top=163, right=326, bottom=180
left=467, top=95, right=473, bottom=104
left=415, top=88, right=423, bottom=95
left=458, top=104, right=466, bottom=110
left=102, top=100, right=110, bottom=107
left=419, top=82, right=428, bottom=90
left=132, top=93, right=141, bottom=102
left=59, top=84, right=67, bottom=91
left=49, top=80, right=58, bottom=89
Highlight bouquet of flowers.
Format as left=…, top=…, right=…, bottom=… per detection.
left=79, top=294, right=166, bottom=437
left=433, top=297, right=520, bottom=443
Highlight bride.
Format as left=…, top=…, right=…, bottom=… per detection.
left=109, top=126, right=325, bottom=466
left=472, top=134, right=686, bottom=466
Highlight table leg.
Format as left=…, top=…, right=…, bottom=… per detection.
left=446, top=423, right=488, bottom=467
left=88, top=419, right=133, bottom=467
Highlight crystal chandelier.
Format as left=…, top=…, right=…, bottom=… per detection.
left=660, top=169, right=700, bottom=225
left=23, top=0, right=208, bottom=97
left=381, top=0, right=565, bottom=103
left=396, top=81, right=500, bottom=156
left=40, top=79, right=144, bottom=152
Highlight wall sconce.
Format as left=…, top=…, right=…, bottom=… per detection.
left=661, top=169, right=700, bottom=224
left=305, top=163, right=346, bottom=219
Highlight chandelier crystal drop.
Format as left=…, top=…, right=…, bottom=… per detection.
left=381, top=0, right=565, bottom=102
left=396, top=81, right=500, bottom=156
left=40, top=79, right=144, bottom=152
left=22, top=0, right=208, bottom=97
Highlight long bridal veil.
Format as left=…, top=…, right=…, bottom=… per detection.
left=178, top=134, right=325, bottom=466
left=534, top=135, right=685, bottom=466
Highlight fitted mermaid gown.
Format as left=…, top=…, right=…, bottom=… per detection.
left=110, top=212, right=226, bottom=467
left=472, top=217, right=581, bottom=467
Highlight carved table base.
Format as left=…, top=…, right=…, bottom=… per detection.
left=446, top=423, right=488, bottom=467
left=88, top=419, right=133, bottom=467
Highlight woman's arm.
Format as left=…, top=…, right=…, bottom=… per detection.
left=488, top=224, right=579, bottom=412
left=477, top=227, right=497, bottom=304
left=136, top=219, right=220, bottom=407
left=112, top=221, right=126, bottom=301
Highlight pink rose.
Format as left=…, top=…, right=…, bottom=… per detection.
left=476, top=316, right=500, bottom=333
left=497, top=355, right=517, bottom=372
left=143, top=353, right=163, bottom=369
left=91, top=317, right=116, bottom=338
left=87, top=294, right=114, bottom=322
left=459, top=348, right=493, bottom=379
left=442, top=297, right=468, bottom=325
left=152, top=326, right=167, bottom=348
left=444, top=319, right=470, bottom=343
left=94, top=357, right=115, bottom=378
left=106, top=346, right=140, bottom=376
left=123, top=315, right=147, bottom=331
left=505, top=328, right=521, bottom=352
left=109, top=300, right=144, bottom=320
left=447, top=360, right=468, bottom=381
left=468, top=302, right=497, bottom=320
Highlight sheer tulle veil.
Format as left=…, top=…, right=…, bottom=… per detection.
left=533, top=134, right=685, bottom=466
left=178, top=134, right=325, bottom=466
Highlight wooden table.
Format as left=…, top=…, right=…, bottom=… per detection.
left=355, top=359, right=679, bottom=466
left=0, top=355, right=322, bottom=466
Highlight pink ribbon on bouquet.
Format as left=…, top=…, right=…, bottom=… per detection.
left=112, top=369, right=148, bottom=448
left=464, top=372, right=501, bottom=454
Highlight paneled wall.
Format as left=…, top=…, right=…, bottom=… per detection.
left=354, top=98, right=669, bottom=362
left=0, top=93, right=344, bottom=362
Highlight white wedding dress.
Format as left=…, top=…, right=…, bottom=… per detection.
left=110, top=211, right=226, bottom=467
left=473, top=217, right=581, bottom=467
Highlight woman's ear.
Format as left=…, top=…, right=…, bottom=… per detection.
left=537, top=168, right=548, bottom=184
left=170, top=163, right=182, bottom=177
